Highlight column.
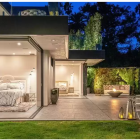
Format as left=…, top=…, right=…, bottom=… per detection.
left=83, top=63, right=87, bottom=95
left=36, top=51, right=42, bottom=107
left=43, top=50, right=50, bottom=106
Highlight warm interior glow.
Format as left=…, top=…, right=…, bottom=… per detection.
left=17, top=42, right=21, bottom=46
left=113, top=88, right=116, bottom=92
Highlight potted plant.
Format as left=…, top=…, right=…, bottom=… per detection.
left=51, top=89, right=58, bottom=104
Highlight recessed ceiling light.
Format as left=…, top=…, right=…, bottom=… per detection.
left=17, top=42, right=21, bottom=46
left=13, top=53, right=15, bottom=55
left=29, top=51, right=31, bottom=54
left=56, top=48, right=57, bottom=49
left=52, top=39, right=55, bottom=42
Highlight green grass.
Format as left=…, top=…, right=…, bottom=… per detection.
left=0, top=121, right=140, bottom=139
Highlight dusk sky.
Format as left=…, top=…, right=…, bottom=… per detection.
left=10, top=2, right=140, bottom=12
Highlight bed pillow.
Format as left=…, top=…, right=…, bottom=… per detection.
left=19, top=83, right=24, bottom=90
left=7, top=83, right=20, bottom=89
left=10, top=81, right=24, bottom=90
left=0, top=83, right=8, bottom=90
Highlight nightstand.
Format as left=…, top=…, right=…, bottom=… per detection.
left=25, top=93, right=36, bottom=102
left=68, top=87, right=74, bottom=93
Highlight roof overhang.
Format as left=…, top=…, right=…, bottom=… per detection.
left=68, top=50, right=105, bottom=66
left=0, top=16, right=69, bottom=59
left=0, top=16, right=68, bottom=35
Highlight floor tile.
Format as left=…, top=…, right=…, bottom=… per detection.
left=34, top=94, right=128, bottom=120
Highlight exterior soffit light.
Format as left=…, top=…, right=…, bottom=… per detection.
left=17, top=42, right=21, bottom=46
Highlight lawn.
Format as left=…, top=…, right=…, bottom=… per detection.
left=0, top=121, right=140, bottom=139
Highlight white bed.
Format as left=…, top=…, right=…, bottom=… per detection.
left=0, top=75, right=26, bottom=106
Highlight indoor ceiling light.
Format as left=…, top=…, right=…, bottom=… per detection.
left=56, top=48, right=57, bottom=49
left=29, top=51, right=31, bottom=54
left=52, top=39, right=55, bottom=42
left=17, top=42, right=21, bottom=46
left=13, top=53, right=15, bottom=55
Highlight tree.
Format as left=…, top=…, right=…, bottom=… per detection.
left=58, top=2, right=73, bottom=16
left=68, top=2, right=140, bottom=67
left=64, top=2, right=73, bottom=15
left=84, top=12, right=102, bottom=50
left=81, top=2, right=137, bottom=66
left=69, top=12, right=86, bottom=32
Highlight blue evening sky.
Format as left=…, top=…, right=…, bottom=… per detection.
left=10, top=2, right=140, bottom=12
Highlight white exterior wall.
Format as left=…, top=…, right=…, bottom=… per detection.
left=79, top=63, right=83, bottom=96
left=43, top=50, right=55, bottom=106
left=37, top=51, right=42, bottom=107
left=0, top=5, right=10, bottom=15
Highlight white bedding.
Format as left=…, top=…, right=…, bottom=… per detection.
left=0, top=89, right=24, bottom=106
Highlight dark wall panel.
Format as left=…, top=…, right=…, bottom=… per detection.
left=0, top=16, right=68, bottom=35
left=69, top=50, right=105, bottom=59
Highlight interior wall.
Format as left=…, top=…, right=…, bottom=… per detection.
left=55, top=65, right=80, bottom=93
left=0, top=55, right=36, bottom=93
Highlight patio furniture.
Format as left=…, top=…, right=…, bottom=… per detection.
left=104, top=85, right=130, bottom=95
left=108, top=91, right=123, bottom=97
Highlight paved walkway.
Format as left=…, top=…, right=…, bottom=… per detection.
left=34, top=94, right=128, bottom=120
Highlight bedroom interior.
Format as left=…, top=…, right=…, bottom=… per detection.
left=0, top=40, right=38, bottom=118
left=55, top=61, right=84, bottom=97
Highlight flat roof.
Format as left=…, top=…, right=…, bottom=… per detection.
left=0, top=16, right=68, bottom=35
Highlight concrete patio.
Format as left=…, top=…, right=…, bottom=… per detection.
left=34, top=94, right=128, bottom=120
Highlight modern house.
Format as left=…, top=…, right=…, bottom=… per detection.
left=0, top=2, right=105, bottom=118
